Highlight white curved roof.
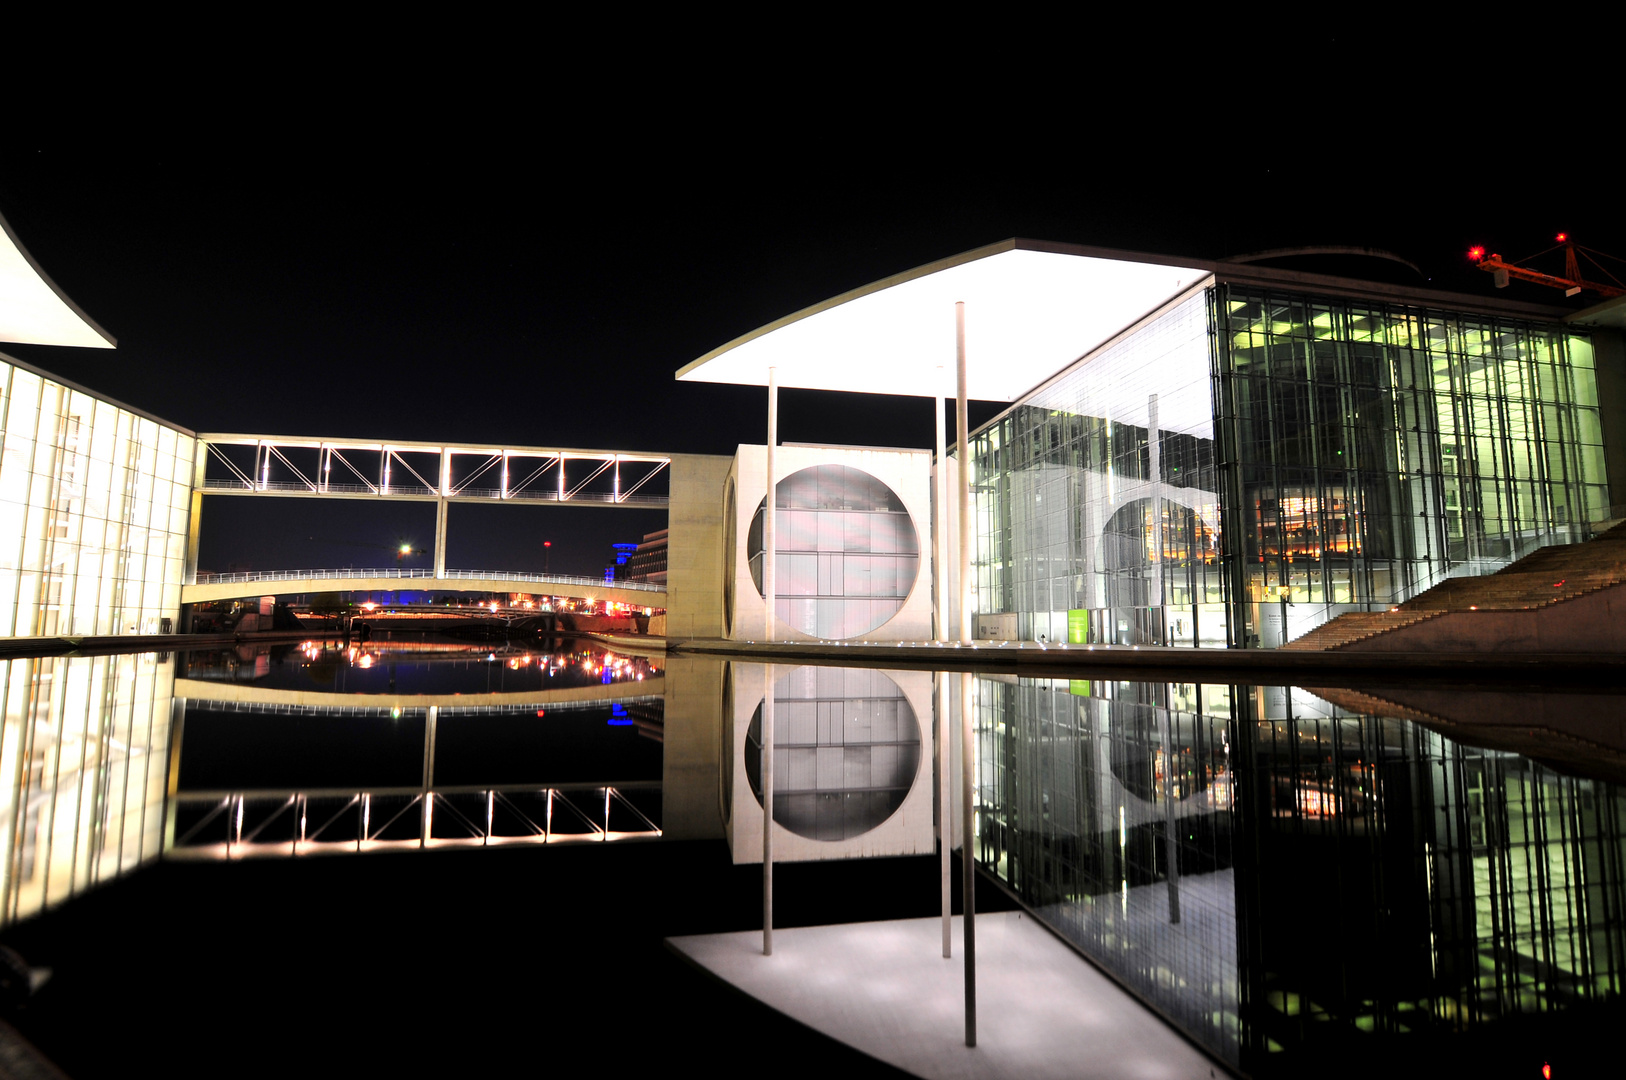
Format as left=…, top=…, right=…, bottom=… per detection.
left=676, top=239, right=1208, bottom=400
left=0, top=211, right=115, bottom=349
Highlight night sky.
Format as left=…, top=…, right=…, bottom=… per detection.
left=2, top=86, right=1617, bottom=574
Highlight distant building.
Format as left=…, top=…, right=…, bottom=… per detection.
left=626, top=529, right=667, bottom=586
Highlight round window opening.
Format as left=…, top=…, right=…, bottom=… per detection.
left=747, top=464, right=920, bottom=639
left=744, top=665, right=921, bottom=841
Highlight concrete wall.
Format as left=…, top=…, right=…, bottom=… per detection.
left=1341, top=582, right=1626, bottom=653
left=1591, top=328, right=1626, bottom=512
left=665, top=452, right=732, bottom=639
left=726, top=443, right=935, bottom=642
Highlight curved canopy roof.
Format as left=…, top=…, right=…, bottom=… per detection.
left=0, top=211, right=115, bottom=349
left=676, top=239, right=1208, bottom=401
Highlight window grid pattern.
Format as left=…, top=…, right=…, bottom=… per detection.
left=1213, top=288, right=1606, bottom=644
left=0, top=360, right=196, bottom=637
left=970, top=293, right=1225, bottom=647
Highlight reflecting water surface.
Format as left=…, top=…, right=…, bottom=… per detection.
left=0, top=641, right=1620, bottom=1077
left=181, top=637, right=660, bottom=695
left=972, top=678, right=1626, bottom=1074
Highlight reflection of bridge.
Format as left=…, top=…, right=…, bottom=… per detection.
left=180, top=567, right=667, bottom=607
left=189, top=433, right=674, bottom=583
left=166, top=781, right=663, bottom=858
left=174, top=678, right=665, bottom=709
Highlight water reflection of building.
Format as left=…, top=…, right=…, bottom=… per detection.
left=0, top=653, right=176, bottom=925
left=723, top=663, right=934, bottom=862
left=974, top=677, right=1626, bottom=1073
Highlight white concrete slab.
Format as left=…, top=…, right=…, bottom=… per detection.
left=669, top=912, right=1225, bottom=1080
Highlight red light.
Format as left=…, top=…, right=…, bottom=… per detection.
left=1543, top=1063, right=1551, bottom=1079
left=544, top=541, right=551, bottom=547
left=535, top=709, right=546, bottom=717
left=1556, top=233, right=1568, bottom=243
left=1468, top=246, right=1485, bottom=262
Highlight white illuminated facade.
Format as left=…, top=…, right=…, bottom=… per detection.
left=0, top=353, right=196, bottom=637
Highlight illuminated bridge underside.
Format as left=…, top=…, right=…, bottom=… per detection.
left=174, top=679, right=664, bottom=710
left=180, top=571, right=665, bottom=607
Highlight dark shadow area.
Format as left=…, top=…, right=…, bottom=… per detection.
left=434, top=709, right=662, bottom=785
left=177, top=709, right=428, bottom=790
left=196, top=496, right=438, bottom=575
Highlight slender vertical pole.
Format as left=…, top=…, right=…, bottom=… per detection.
left=938, top=670, right=950, bottom=957
left=936, top=370, right=953, bottom=957
left=934, top=379, right=947, bottom=642
left=763, top=366, right=778, bottom=957
left=956, top=301, right=976, bottom=1048
left=1161, top=706, right=1182, bottom=924
left=1148, top=394, right=1163, bottom=644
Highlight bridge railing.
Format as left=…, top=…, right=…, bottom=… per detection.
left=200, top=479, right=667, bottom=505
left=191, top=568, right=665, bottom=592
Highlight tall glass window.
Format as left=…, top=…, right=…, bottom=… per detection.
left=0, top=355, right=195, bottom=638
left=968, top=287, right=1608, bottom=648
left=1213, top=288, right=1606, bottom=646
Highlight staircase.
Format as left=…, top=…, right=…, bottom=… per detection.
left=1280, top=611, right=1443, bottom=651
left=1283, top=521, right=1626, bottom=651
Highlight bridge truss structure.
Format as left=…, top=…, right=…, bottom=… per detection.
left=165, top=781, right=663, bottom=858
left=189, top=434, right=671, bottom=582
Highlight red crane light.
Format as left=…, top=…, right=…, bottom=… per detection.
left=1556, top=233, right=1568, bottom=243
left=1468, top=246, right=1485, bottom=262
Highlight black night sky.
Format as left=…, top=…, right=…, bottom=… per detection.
left=1, top=75, right=1617, bottom=574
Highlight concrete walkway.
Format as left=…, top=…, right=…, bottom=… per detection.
left=670, top=912, right=1225, bottom=1080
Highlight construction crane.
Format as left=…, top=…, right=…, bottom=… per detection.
left=1468, top=234, right=1626, bottom=298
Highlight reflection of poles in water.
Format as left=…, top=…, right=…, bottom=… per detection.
left=937, top=670, right=951, bottom=958
left=1160, top=705, right=1181, bottom=924
left=762, top=364, right=778, bottom=959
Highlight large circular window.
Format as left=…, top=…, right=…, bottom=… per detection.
left=747, top=464, right=919, bottom=639
left=744, top=665, right=921, bottom=841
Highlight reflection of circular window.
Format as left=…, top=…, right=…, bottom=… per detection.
left=747, top=464, right=919, bottom=639
left=744, top=665, right=920, bottom=841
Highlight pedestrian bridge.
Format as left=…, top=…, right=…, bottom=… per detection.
left=181, top=568, right=667, bottom=608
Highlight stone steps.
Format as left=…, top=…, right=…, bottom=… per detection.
left=1282, top=611, right=1443, bottom=651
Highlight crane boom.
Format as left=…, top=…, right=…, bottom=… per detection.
left=1470, top=236, right=1626, bottom=299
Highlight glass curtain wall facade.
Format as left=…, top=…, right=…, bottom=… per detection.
left=0, top=355, right=196, bottom=638
left=1213, top=286, right=1605, bottom=646
left=971, top=291, right=1225, bottom=647
left=0, top=652, right=176, bottom=925
left=972, top=678, right=1626, bottom=1075
left=969, top=286, right=1607, bottom=648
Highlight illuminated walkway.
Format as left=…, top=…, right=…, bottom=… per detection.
left=670, top=913, right=1220, bottom=1080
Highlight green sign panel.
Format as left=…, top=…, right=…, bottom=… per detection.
left=1067, top=609, right=1089, bottom=644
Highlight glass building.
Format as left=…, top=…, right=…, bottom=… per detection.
left=970, top=281, right=1611, bottom=647
left=0, top=352, right=197, bottom=639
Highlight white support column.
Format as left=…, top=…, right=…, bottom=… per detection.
left=421, top=706, right=438, bottom=847
left=763, top=366, right=778, bottom=957
left=558, top=454, right=566, bottom=500
left=956, top=301, right=976, bottom=1048
left=501, top=451, right=510, bottom=499
left=434, top=498, right=448, bottom=579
